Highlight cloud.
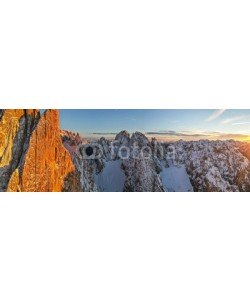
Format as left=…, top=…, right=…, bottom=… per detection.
left=221, top=115, right=247, bottom=124
left=232, top=121, right=250, bottom=125
left=146, top=130, right=250, bottom=142
left=146, top=130, right=211, bottom=137
left=92, top=132, right=117, bottom=135
left=205, top=109, right=226, bottom=122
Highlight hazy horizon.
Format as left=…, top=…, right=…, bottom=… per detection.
left=59, top=109, right=250, bottom=142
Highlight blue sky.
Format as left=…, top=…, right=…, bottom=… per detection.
left=59, top=109, right=250, bottom=141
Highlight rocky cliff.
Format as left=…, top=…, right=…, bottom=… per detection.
left=0, top=109, right=80, bottom=192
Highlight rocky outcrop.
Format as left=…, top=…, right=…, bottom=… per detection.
left=0, top=109, right=80, bottom=192
left=60, top=129, right=85, bottom=156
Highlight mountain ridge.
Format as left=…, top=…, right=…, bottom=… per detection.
left=64, top=129, right=250, bottom=192
left=1, top=109, right=249, bottom=192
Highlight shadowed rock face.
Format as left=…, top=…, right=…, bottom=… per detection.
left=0, top=109, right=40, bottom=191
left=0, top=109, right=80, bottom=192
left=0, top=109, right=4, bottom=120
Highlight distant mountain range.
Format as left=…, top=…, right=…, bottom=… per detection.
left=1, top=109, right=249, bottom=192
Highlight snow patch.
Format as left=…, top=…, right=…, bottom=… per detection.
left=95, top=160, right=125, bottom=192
left=160, top=165, right=193, bottom=192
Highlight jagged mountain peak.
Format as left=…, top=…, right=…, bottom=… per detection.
left=115, top=130, right=130, bottom=144
left=130, top=131, right=149, bottom=147
left=114, top=130, right=149, bottom=147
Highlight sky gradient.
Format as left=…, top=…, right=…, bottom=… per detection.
left=59, top=109, right=250, bottom=142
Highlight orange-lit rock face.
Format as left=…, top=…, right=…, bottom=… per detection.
left=21, top=109, right=79, bottom=191
left=0, top=109, right=80, bottom=192
left=239, top=144, right=250, bottom=161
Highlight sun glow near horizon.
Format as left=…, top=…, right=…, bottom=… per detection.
left=59, top=109, right=250, bottom=143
